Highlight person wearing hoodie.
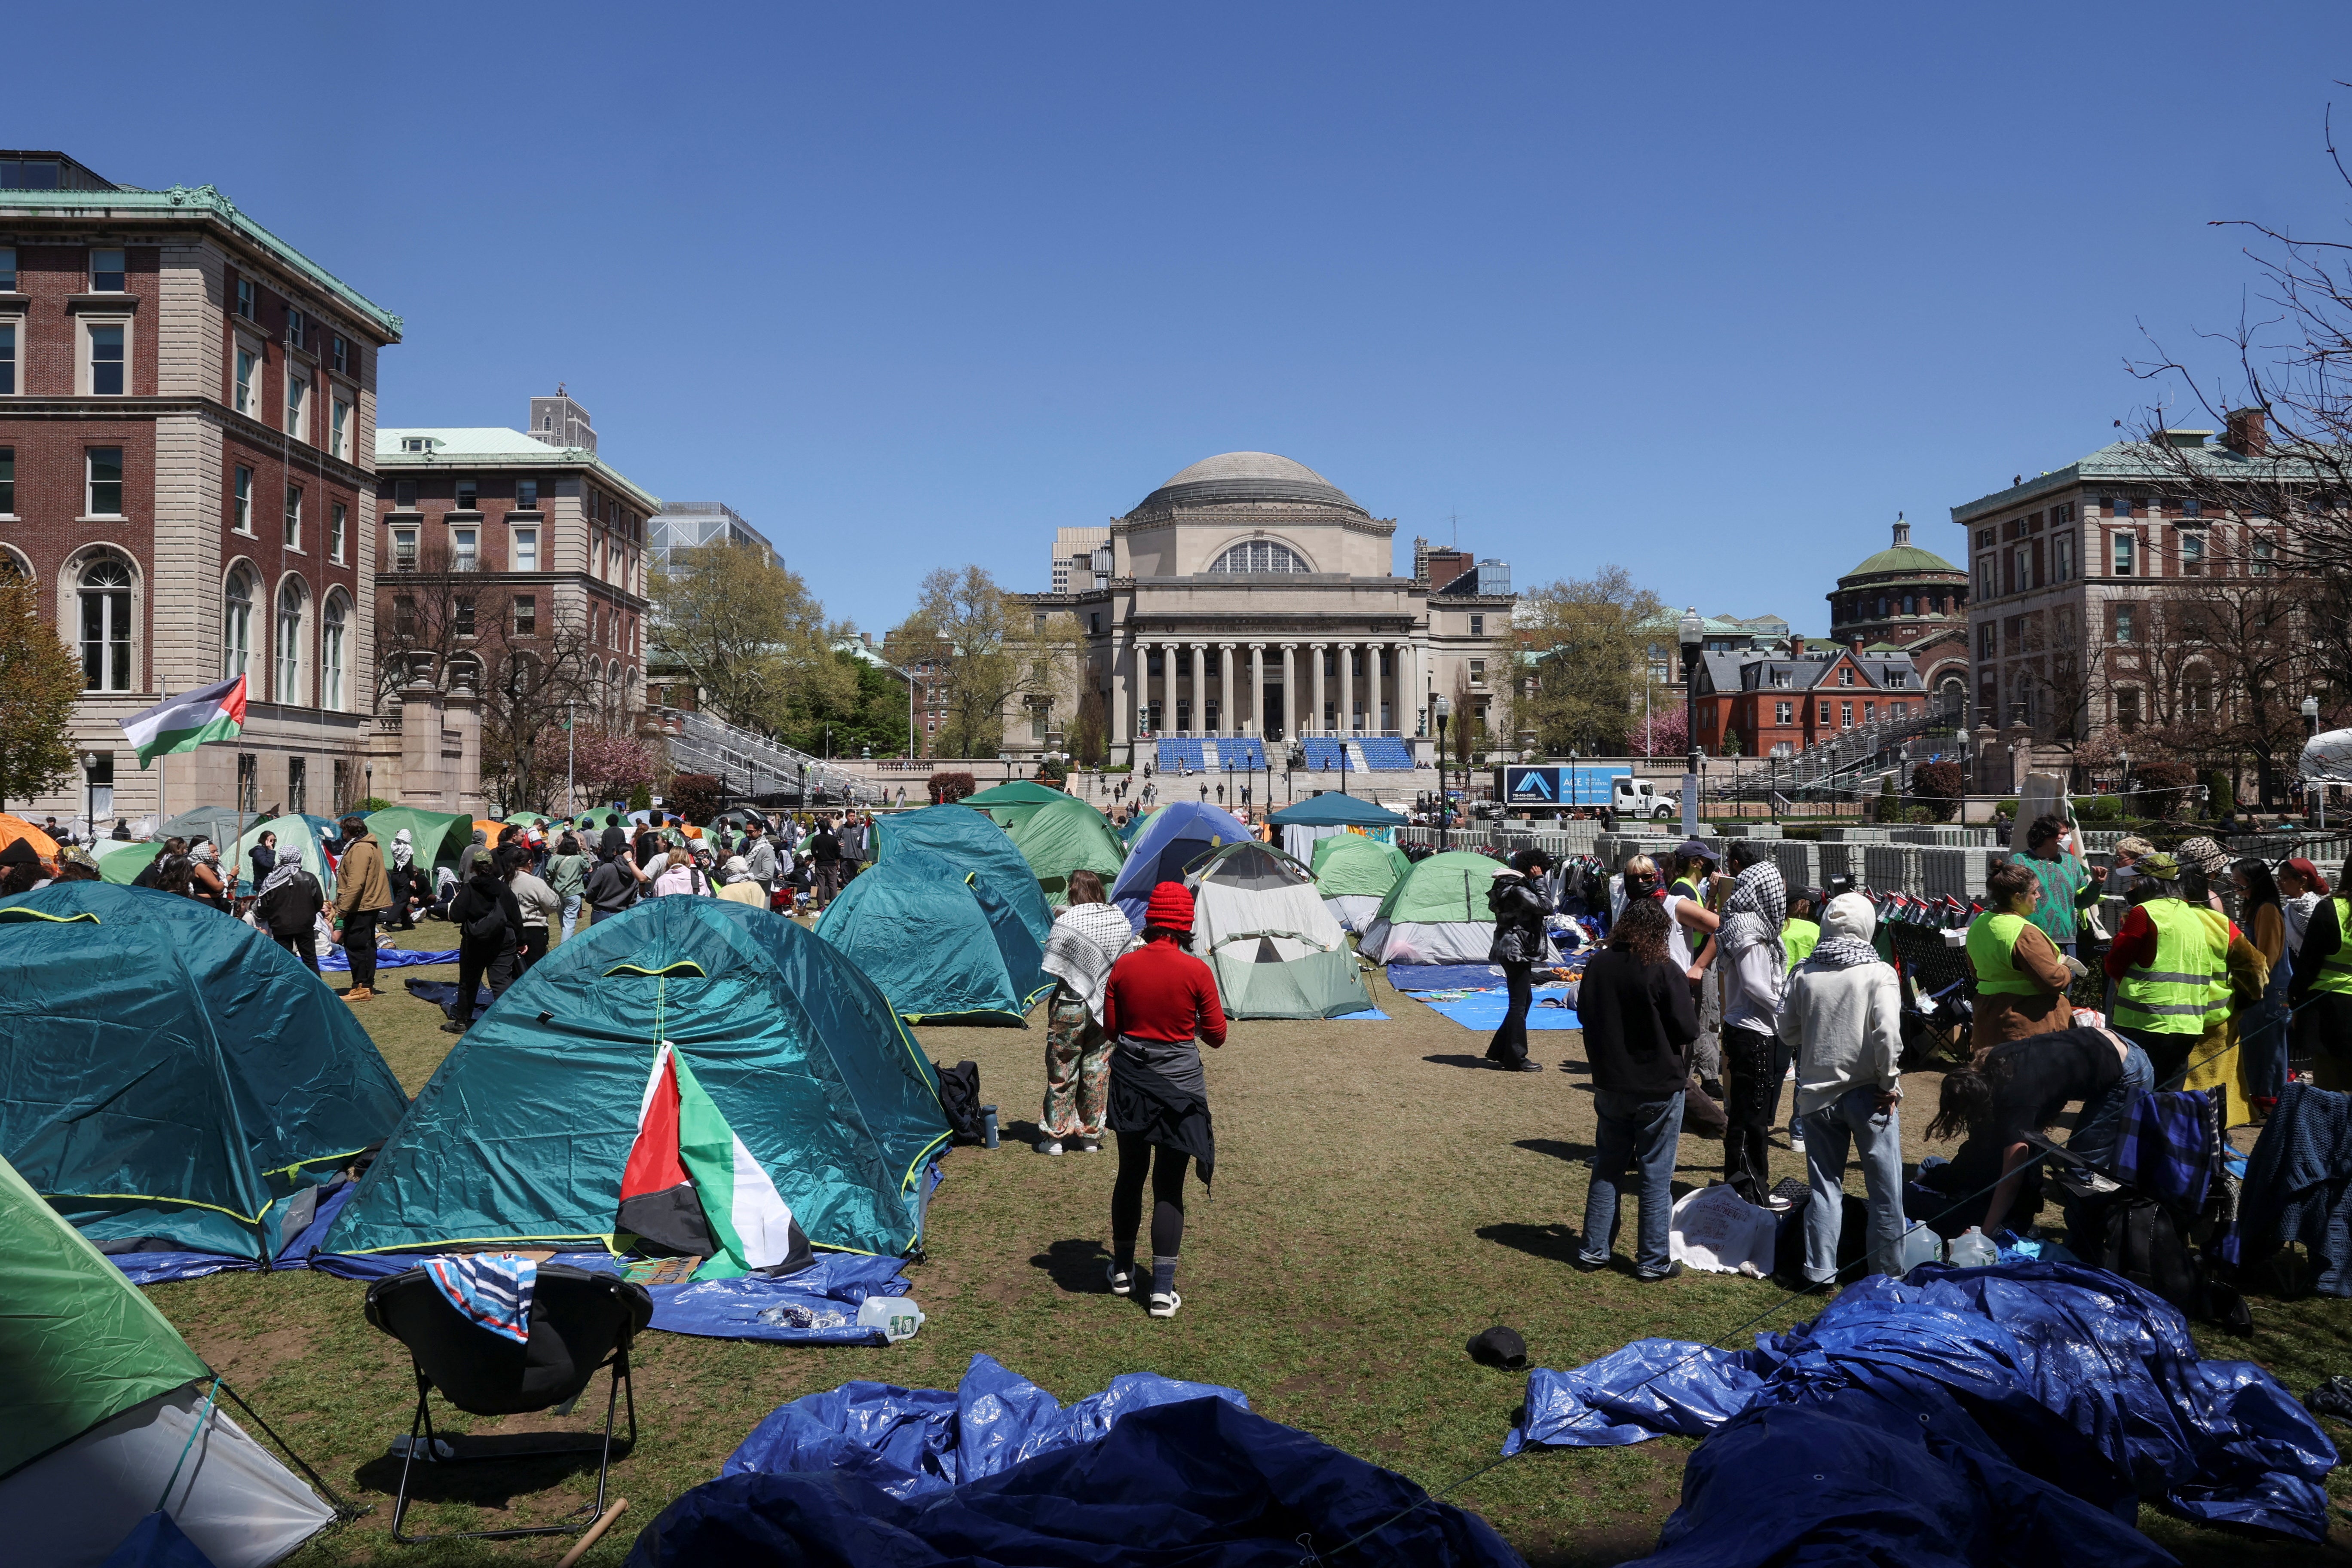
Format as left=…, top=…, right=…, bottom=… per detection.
left=457, top=828, right=493, bottom=882
left=583, top=835, right=641, bottom=924
left=331, top=816, right=389, bottom=1002
left=1715, top=848, right=1790, bottom=1207
left=1485, top=848, right=1556, bottom=1072
left=506, top=851, right=563, bottom=970
left=383, top=829, right=426, bottom=930
left=254, top=852, right=326, bottom=971
left=444, top=845, right=525, bottom=1033
left=717, top=855, right=769, bottom=907
left=1778, top=892, right=1907, bottom=1286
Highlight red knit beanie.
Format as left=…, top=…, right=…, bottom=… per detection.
left=1145, top=881, right=1194, bottom=933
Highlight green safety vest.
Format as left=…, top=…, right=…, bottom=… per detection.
left=1782, top=918, right=1820, bottom=970
left=2315, top=897, right=2352, bottom=998
left=1965, top=911, right=2043, bottom=997
left=2114, top=898, right=2229, bottom=1035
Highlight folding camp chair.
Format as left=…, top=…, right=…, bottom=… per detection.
left=364, top=1263, right=652, bottom=1544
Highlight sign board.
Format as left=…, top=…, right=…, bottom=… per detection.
left=1501, top=764, right=1631, bottom=807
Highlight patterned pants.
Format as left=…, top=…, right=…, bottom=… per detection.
left=1042, top=998, right=1113, bottom=1139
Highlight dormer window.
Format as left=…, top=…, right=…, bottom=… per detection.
left=399, top=436, right=439, bottom=453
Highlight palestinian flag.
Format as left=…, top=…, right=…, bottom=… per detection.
left=122, top=675, right=247, bottom=768
left=617, top=1041, right=810, bottom=1280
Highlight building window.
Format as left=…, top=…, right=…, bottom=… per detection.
left=79, top=557, right=133, bottom=692
left=330, top=502, right=346, bottom=564
left=1468, top=659, right=1486, bottom=688
left=2114, top=605, right=2135, bottom=644
left=86, top=322, right=125, bottom=395
left=286, top=374, right=308, bottom=439
left=87, top=447, right=123, bottom=515
left=393, top=479, right=416, bottom=508
left=2180, top=532, right=2204, bottom=576
left=1837, top=665, right=1854, bottom=686
left=234, top=346, right=257, bottom=415
left=236, top=753, right=257, bottom=812
left=2106, top=496, right=2132, bottom=518
left=514, top=594, right=537, bottom=636
left=0, top=447, right=11, bottom=514
left=452, top=527, right=477, bottom=572
left=321, top=594, right=346, bottom=711
left=393, top=594, right=417, bottom=637
left=2116, top=688, right=2141, bottom=730
left=2187, top=677, right=2213, bottom=718
left=0, top=323, right=14, bottom=395
left=1469, top=613, right=1485, bottom=635
left=1208, top=540, right=1307, bottom=573
left=0, top=247, right=13, bottom=289
left=283, top=486, right=302, bottom=550
left=2252, top=536, right=2274, bottom=576
left=236, top=279, right=257, bottom=319
left=516, top=478, right=539, bottom=508
left=512, top=527, right=537, bottom=570
left=454, top=478, right=478, bottom=511
left=1864, top=701, right=1876, bottom=723
left=1775, top=700, right=1792, bottom=725
left=89, top=249, right=125, bottom=292
left=392, top=527, right=416, bottom=571
left=285, top=308, right=305, bottom=350
left=331, top=334, right=348, bottom=374
left=2054, top=533, right=2073, bottom=582
left=2112, top=532, right=2134, bottom=576
left=287, top=756, right=306, bottom=815
left=230, top=465, right=252, bottom=533
left=455, top=596, right=476, bottom=637
left=399, top=437, right=435, bottom=453
left=276, top=580, right=304, bottom=702
left=2181, top=496, right=2202, bottom=519
left=331, top=397, right=350, bottom=461
left=1841, top=701, right=1854, bottom=728
left=222, top=569, right=254, bottom=679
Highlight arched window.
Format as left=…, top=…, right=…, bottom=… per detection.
left=0, top=550, right=28, bottom=583
left=80, top=557, right=133, bottom=692
left=321, top=593, right=348, bottom=712
left=276, top=580, right=306, bottom=704
left=1902, top=594, right=1915, bottom=616
left=223, top=568, right=254, bottom=680
left=1876, top=595, right=1889, bottom=619
left=1209, top=540, right=1307, bottom=574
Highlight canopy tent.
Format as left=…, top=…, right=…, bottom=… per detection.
left=1000, top=796, right=1127, bottom=907
left=877, top=804, right=1055, bottom=946
left=97, top=839, right=166, bottom=884
left=1312, top=833, right=1413, bottom=933
left=502, top=809, right=550, bottom=826
left=362, top=805, right=473, bottom=870
left=231, top=813, right=338, bottom=898
left=0, top=884, right=407, bottom=1266
left=0, top=1153, right=335, bottom=1568
left=1188, top=842, right=1373, bottom=1019
left=324, top=896, right=949, bottom=1265
left=818, top=848, right=1054, bottom=1024
left=1268, top=793, right=1407, bottom=828
left=0, top=813, right=61, bottom=869
left=1356, top=849, right=1506, bottom=965
left=1107, top=800, right=1253, bottom=932
left=2301, top=726, right=2352, bottom=784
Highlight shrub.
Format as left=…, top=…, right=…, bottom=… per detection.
left=2206, top=770, right=2235, bottom=819
left=2089, top=794, right=2122, bottom=822
left=928, top=770, right=977, bottom=804
left=627, top=781, right=653, bottom=812
left=1909, top=760, right=1965, bottom=823
left=2133, top=759, right=2196, bottom=820
left=668, top=772, right=726, bottom=824
left=1035, top=756, right=1068, bottom=785
left=345, top=795, right=393, bottom=816
left=1995, top=800, right=2017, bottom=819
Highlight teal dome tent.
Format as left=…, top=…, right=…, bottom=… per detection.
left=818, top=848, right=1054, bottom=1025
left=876, top=804, right=1055, bottom=946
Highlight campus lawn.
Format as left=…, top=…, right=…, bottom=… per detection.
left=148, top=920, right=2352, bottom=1564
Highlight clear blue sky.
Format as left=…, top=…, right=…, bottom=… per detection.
left=22, top=3, right=2352, bottom=636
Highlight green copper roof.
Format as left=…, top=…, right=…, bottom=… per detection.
left=1844, top=543, right=1960, bottom=578
left=377, top=427, right=662, bottom=512
left=0, top=183, right=399, bottom=340
left=1948, top=437, right=2331, bottom=524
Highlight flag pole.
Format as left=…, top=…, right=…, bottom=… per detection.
left=156, top=680, right=168, bottom=837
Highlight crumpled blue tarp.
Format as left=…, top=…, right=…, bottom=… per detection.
left=723, top=1352, right=1250, bottom=1497
left=318, top=945, right=457, bottom=972
left=1508, top=1262, right=2336, bottom=1546
left=629, top=1376, right=1525, bottom=1567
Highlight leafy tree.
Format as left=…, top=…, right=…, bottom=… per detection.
left=928, top=770, right=977, bottom=803
left=628, top=781, right=653, bottom=812
left=2133, top=758, right=2196, bottom=821
left=892, top=567, right=1078, bottom=758
left=2206, top=769, right=2236, bottom=819
left=0, top=576, right=80, bottom=808
left=668, top=772, right=726, bottom=823
left=650, top=542, right=848, bottom=737
left=1508, top=566, right=1666, bottom=754
left=1909, top=760, right=1965, bottom=823
left=786, top=649, right=910, bottom=758
left=1067, top=689, right=1110, bottom=766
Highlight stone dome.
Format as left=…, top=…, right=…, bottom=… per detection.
left=1130, top=452, right=1364, bottom=517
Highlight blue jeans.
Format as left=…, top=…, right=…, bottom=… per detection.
left=559, top=893, right=582, bottom=943
left=2246, top=958, right=2294, bottom=1102
left=1580, top=1090, right=1685, bottom=1276
left=2061, top=1043, right=2154, bottom=1240
left=1801, top=1087, right=1906, bottom=1284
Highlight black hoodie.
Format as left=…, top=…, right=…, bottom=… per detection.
left=449, top=868, right=524, bottom=947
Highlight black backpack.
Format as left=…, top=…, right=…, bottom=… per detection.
left=934, top=1060, right=984, bottom=1143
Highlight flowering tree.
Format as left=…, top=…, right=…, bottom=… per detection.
left=1630, top=708, right=1686, bottom=758
left=569, top=729, right=660, bottom=803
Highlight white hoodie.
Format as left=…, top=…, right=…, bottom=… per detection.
left=1775, top=893, right=1903, bottom=1117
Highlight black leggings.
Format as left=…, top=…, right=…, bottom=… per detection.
left=1486, top=960, right=1534, bottom=1066
left=1111, top=1132, right=1190, bottom=1261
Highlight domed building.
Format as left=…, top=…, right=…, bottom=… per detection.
left=1827, top=516, right=1971, bottom=713
left=1014, top=451, right=1516, bottom=775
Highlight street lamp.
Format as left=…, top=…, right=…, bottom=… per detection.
left=2305, top=695, right=2324, bottom=828
left=1433, top=695, right=1452, bottom=843
left=1678, top=607, right=1704, bottom=836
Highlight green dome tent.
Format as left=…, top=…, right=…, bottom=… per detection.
left=323, top=896, right=950, bottom=1265
left=876, top=804, right=1054, bottom=945
left=0, top=1154, right=336, bottom=1566
left=1189, top=842, right=1373, bottom=1020
left=364, top=805, right=473, bottom=870
left=0, top=884, right=409, bottom=1264
left=97, top=838, right=166, bottom=884
left=1311, top=833, right=1414, bottom=932
left=817, top=848, right=1054, bottom=1024
left=1356, top=850, right=1507, bottom=965
left=960, top=778, right=1070, bottom=817
left=230, top=812, right=338, bottom=897
left=1000, top=796, right=1127, bottom=907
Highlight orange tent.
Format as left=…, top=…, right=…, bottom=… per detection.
left=0, top=815, right=61, bottom=869
left=472, top=818, right=506, bottom=839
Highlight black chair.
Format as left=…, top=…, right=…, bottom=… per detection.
left=364, top=1262, right=653, bottom=1544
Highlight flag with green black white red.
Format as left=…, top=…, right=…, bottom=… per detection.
left=121, top=674, right=247, bottom=768
left=617, top=1040, right=811, bottom=1280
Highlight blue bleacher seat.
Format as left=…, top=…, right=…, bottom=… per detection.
left=1358, top=738, right=1412, bottom=770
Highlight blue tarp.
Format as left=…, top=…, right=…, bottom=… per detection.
left=318, top=945, right=456, bottom=972
left=1508, top=1262, right=2336, bottom=1551
left=627, top=1357, right=1525, bottom=1567
left=1388, top=962, right=1511, bottom=991
left=1421, top=986, right=1579, bottom=1032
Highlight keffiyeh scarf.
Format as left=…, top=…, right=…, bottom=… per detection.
left=1042, top=902, right=1139, bottom=1026
left=1721, top=861, right=1785, bottom=950
left=391, top=830, right=415, bottom=870
left=257, top=858, right=307, bottom=897
left=1806, top=934, right=1883, bottom=971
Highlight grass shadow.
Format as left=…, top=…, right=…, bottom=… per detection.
left=1028, top=1237, right=1115, bottom=1294
left=1423, top=1053, right=1500, bottom=1071
left=1476, top=1221, right=1586, bottom=1265
left=1514, top=1138, right=1597, bottom=1165
left=351, top=1432, right=624, bottom=1510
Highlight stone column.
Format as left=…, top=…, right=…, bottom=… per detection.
left=1247, top=644, right=1264, bottom=736
left=1278, top=643, right=1295, bottom=741
left=1368, top=641, right=1384, bottom=735
left=1217, top=641, right=1234, bottom=736
left=1187, top=644, right=1204, bottom=735
left=1111, top=638, right=1131, bottom=748
left=1339, top=642, right=1356, bottom=734
left=1310, top=643, right=1326, bottom=737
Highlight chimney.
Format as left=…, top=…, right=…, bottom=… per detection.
left=1891, top=512, right=1911, bottom=548
left=2224, top=407, right=2270, bottom=456
left=1789, top=635, right=1804, bottom=658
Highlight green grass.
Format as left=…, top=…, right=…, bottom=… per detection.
left=148, top=922, right=2352, bottom=1563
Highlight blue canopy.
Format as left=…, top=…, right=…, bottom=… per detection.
left=1106, top=801, right=1252, bottom=931
left=1268, top=793, right=1407, bottom=828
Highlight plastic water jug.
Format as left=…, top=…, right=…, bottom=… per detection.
left=1945, top=1227, right=2000, bottom=1267
left=858, top=1296, right=925, bottom=1343
left=1896, top=1223, right=1942, bottom=1274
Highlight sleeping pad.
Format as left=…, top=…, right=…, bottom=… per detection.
left=1505, top=1261, right=2334, bottom=1562
left=626, top=1352, right=1526, bottom=1565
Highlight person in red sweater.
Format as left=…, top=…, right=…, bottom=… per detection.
left=1100, top=881, right=1227, bottom=1319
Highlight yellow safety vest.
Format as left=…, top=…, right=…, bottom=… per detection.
left=1966, top=911, right=2043, bottom=997
left=2114, top=898, right=2228, bottom=1035
left=2314, top=897, right=2352, bottom=998
left=1782, top=918, right=1820, bottom=970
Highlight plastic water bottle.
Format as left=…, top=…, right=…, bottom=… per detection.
left=1946, top=1227, right=2000, bottom=1267
left=981, top=1105, right=999, bottom=1148
left=857, top=1296, right=925, bottom=1343
left=1896, top=1224, right=1942, bottom=1274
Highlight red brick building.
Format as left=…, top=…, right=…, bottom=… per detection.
left=0, top=150, right=398, bottom=827
left=1692, top=639, right=1933, bottom=757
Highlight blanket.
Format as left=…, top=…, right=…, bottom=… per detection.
left=423, top=1253, right=536, bottom=1344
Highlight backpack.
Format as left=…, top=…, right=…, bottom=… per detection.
left=462, top=894, right=510, bottom=943
left=934, top=1060, right=985, bottom=1143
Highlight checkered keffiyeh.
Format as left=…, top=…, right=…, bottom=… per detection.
left=1721, top=860, right=1785, bottom=949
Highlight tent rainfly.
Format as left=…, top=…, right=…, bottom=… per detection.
left=818, top=848, right=1055, bottom=1024
left=1355, top=850, right=1508, bottom=965
left=1188, top=842, right=1374, bottom=1019
left=1311, top=833, right=1413, bottom=933
left=878, top=805, right=1056, bottom=946
left=1000, top=796, right=1128, bottom=906
left=364, top=806, right=474, bottom=870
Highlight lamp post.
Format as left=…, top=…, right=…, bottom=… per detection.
left=1678, top=607, right=1703, bottom=836
left=2306, top=695, right=2324, bottom=829
left=1433, top=695, right=1452, bottom=845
